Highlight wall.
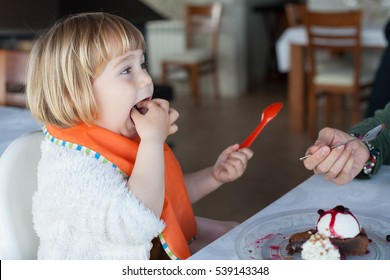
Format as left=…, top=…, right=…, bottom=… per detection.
left=141, top=0, right=216, bottom=19
left=141, top=0, right=186, bottom=19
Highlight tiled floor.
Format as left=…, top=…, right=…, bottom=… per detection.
left=167, top=80, right=314, bottom=223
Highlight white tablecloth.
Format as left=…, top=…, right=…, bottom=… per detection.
left=276, top=26, right=387, bottom=72
left=190, top=165, right=390, bottom=259
left=0, top=107, right=41, bottom=156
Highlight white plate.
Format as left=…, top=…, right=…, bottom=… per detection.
left=235, top=209, right=390, bottom=260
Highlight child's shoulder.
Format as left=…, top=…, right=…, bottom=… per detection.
left=40, top=139, right=126, bottom=186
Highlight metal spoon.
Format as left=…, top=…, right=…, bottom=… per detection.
left=299, top=123, right=386, bottom=161
left=240, top=102, right=283, bottom=148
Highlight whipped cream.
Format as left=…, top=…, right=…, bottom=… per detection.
left=316, top=205, right=360, bottom=239
left=301, top=233, right=341, bottom=260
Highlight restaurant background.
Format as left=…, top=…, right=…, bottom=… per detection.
left=0, top=0, right=388, bottom=223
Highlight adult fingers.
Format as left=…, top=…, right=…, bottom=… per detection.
left=303, top=145, right=331, bottom=171
left=319, top=145, right=351, bottom=178
left=312, top=145, right=345, bottom=173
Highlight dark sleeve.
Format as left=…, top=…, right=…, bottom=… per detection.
left=364, top=19, right=390, bottom=118
left=349, top=102, right=390, bottom=178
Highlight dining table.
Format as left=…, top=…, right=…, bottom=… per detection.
left=189, top=165, right=390, bottom=260
left=0, top=106, right=40, bottom=156
left=276, top=25, right=387, bottom=133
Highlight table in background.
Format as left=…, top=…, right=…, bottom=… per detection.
left=276, top=26, right=387, bottom=133
left=190, top=165, right=390, bottom=259
left=0, top=106, right=40, bottom=155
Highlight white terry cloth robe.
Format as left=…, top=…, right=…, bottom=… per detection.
left=32, top=139, right=165, bottom=259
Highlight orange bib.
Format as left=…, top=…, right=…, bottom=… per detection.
left=45, top=124, right=197, bottom=259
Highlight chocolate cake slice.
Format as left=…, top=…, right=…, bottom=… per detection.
left=286, top=206, right=370, bottom=258
left=286, top=229, right=316, bottom=255
left=330, top=228, right=370, bottom=256
left=286, top=228, right=370, bottom=256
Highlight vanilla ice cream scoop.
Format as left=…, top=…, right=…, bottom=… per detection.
left=316, top=205, right=361, bottom=239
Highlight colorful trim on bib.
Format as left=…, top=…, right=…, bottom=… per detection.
left=159, top=233, right=179, bottom=260
left=42, top=125, right=126, bottom=176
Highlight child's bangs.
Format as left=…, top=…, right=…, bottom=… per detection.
left=98, top=18, right=146, bottom=63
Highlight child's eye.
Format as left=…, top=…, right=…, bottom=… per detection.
left=141, top=62, right=148, bottom=70
left=121, top=67, right=131, bottom=75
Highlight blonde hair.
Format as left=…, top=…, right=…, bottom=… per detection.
left=27, top=12, right=146, bottom=127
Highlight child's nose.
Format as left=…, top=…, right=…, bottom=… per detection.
left=137, top=71, right=152, bottom=89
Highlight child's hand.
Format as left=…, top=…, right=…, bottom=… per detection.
left=131, top=98, right=179, bottom=143
left=212, top=144, right=254, bottom=184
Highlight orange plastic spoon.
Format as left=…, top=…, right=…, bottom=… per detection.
left=240, top=102, right=283, bottom=148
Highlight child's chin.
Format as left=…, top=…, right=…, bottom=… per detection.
left=121, top=130, right=137, bottom=139
left=120, top=120, right=137, bottom=139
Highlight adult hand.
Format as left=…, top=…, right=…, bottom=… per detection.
left=303, top=127, right=370, bottom=185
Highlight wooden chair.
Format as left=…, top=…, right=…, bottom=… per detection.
left=161, top=2, right=222, bottom=106
left=305, top=10, right=373, bottom=138
left=0, top=49, right=29, bottom=108
left=284, top=2, right=306, bottom=27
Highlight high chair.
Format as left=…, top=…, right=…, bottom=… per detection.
left=0, top=131, right=42, bottom=259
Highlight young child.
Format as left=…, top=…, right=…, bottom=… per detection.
left=27, top=12, right=253, bottom=260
